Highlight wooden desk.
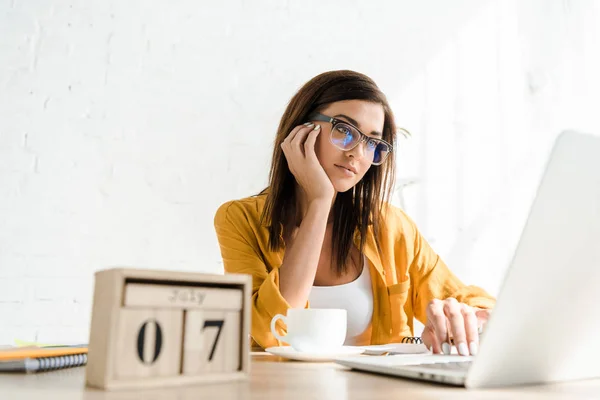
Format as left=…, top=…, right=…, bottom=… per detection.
left=1, top=353, right=600, bottom=399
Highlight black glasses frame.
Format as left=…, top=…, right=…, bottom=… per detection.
left=308, top=113, right=393, bottom=165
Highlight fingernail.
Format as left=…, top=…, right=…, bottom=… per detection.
left=313, top=124, right=320, bottom=130
left=469, top=341, right=478, bottom=356
left=458, top=342, right=469, bottom=356
left=306, top=123, right=314, bottom=128
left=442, top=342, right=451, bottom=355
left=303, top=122, right=312, bottom=126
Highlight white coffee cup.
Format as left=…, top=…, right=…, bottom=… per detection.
left=270, top=308, right=347, bottom=353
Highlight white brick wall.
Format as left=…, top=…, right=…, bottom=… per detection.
left=1, top=0, right=599, bottom=343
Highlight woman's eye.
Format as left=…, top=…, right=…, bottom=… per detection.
left=367, top=139, right=378, bottom=149
left=337, top=126, right=351, bottom=136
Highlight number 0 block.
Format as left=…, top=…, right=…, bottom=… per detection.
left=85, top=268, right=251, bottom=391
left=114, top=309, right=183, bottom=379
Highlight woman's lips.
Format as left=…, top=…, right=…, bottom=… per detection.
left=335, top=164, right=357, bottom=177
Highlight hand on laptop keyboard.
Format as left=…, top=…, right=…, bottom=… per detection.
left=421, top=298, right=491, bottom=357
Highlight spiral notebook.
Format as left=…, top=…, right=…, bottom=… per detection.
left=359, top=337, right=429, bottom=355
left=0, top=346, right=88, bottom=373
left=361, top=334, right=487, bottom=356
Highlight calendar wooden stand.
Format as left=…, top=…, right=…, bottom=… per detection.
left=85, top=268, right=251, bottom=390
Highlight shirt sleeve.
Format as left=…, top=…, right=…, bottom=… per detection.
left=214, top=200, right=300, bottom=349
left=403, top=213, right=496, bottom=325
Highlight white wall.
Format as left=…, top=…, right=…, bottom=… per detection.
left=1, top=0, right=599, bottom=344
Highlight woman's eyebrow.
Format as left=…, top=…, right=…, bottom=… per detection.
left=333, top=114, right=383, bottom=137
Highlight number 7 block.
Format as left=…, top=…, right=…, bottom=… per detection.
left=182, top=310, right=240, bottom=374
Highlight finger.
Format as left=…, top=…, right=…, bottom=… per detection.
left=461, top=303, right=479, bottom=356
left=443, top=298, right=467, bottom=356
left=303, top=124, right=321, bottom=159
left=421, top=326, right=441, bottom=354
left=291, top=124, right=315, bottom=148
left=283, top=125, right=304, bottom=146
left=280, top=145, right=296, bottom=176
left=474, top=308, right=492, bottom=323
left=281, top=124, right=312, bottom=162
left=291, top=125, right=316, bottom=157
left=285, top=123, right=313, bottom=144
left=426, top=299, right=448, bottom=354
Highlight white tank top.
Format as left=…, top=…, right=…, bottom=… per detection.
left=308, top=255, right=374, bottom=345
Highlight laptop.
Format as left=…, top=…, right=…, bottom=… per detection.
left=335, top=130, right=600, bottom=389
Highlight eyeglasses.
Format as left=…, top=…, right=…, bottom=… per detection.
left=308, top=113, right=393, bottom=165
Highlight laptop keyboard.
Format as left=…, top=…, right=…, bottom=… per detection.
left=405, top=361, right=472, bottom=371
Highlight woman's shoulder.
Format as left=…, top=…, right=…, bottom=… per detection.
left=214, top=191, right=268, bottom=227
left=379, top=202, right=419, bottom=236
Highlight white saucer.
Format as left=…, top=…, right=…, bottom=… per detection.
left=265, top=346, right=365, bottom=362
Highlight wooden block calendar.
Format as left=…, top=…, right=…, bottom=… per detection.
left=85, top=268, right=251, bottom=390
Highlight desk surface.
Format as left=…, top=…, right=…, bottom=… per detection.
left=1, top=353, right=600, bottom=400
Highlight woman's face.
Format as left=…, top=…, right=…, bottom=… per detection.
left=311, top=100, right=385, bottom=193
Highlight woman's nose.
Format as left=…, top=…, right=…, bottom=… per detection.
left=346, top=140, right=367, bottom=160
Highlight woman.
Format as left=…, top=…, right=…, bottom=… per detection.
left=214, top=70, right=495, bottom=356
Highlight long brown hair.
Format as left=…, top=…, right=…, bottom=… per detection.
left=261, top=70, right=397, bottom=276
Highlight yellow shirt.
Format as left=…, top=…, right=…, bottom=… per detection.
left=214, top=192, right=495, bottom=349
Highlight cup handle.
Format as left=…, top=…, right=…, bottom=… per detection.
left=270, top=314, right=289, bottom=343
